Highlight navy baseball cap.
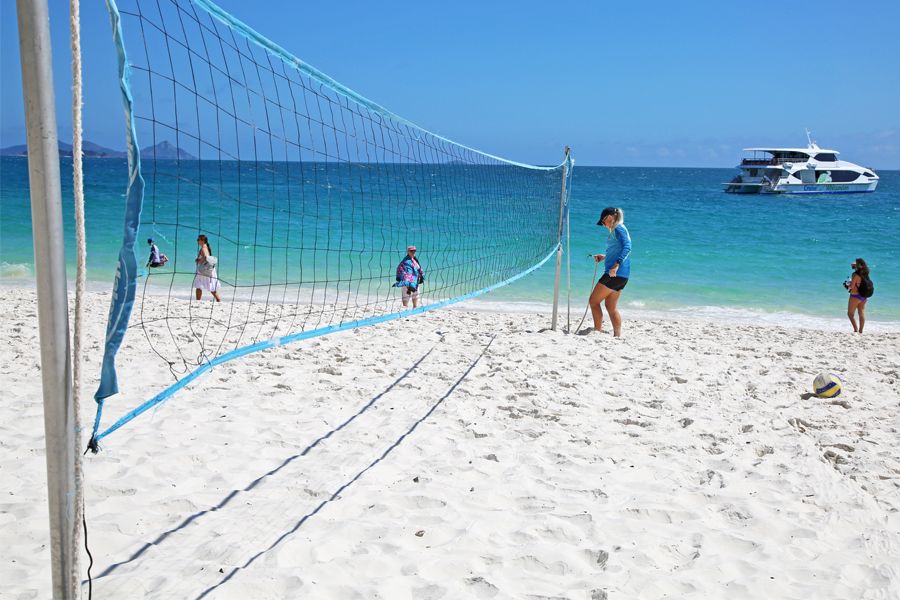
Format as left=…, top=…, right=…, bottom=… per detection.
left=597, top=207, right=617, bottom=225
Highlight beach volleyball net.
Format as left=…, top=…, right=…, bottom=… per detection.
left=90, top=0, right=572, bottom=447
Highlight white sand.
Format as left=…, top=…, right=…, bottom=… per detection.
left=2, top=286, right=899, bottom=599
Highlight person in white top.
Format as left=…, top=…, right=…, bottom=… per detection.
left=192, top=234, right=221, bottom=302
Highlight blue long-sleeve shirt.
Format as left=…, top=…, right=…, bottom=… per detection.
left=604, top=224, right=632, bottom=279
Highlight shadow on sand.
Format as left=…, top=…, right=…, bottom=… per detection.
left=91, top=346, right=435, bottom=583
left=89, top=336, right=493, bottom=598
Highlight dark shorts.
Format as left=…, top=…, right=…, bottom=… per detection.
left=599, top=273, right=628, bottom=291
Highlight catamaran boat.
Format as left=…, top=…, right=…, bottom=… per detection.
left=724, top=131, right=879, bottom=194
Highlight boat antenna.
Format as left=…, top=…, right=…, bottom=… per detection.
left=805, top=128, right=817, bottom=148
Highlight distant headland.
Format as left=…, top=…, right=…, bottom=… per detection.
left=0, top=140, right=196, bottom=160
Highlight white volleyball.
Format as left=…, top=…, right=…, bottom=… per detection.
left=812, top=372, right=842, bottom=398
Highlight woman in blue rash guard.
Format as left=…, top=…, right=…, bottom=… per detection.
left=589, top=207, right=632, bottom=337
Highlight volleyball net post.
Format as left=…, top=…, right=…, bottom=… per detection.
left=16, top=0, right=80, bottom=597
left=551, top=146, right=571, bottom=331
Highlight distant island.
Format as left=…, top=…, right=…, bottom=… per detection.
left=0, top=140, right=196, bottom=160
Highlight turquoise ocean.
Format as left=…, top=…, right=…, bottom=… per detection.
left=1, top=157, right=898, bottom=329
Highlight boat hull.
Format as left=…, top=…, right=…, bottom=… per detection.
left=724, top=183, right=764, bottom=194
left=774, top=181, right=878, bottom=194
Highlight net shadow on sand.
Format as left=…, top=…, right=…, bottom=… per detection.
left=89, top=346, right=432, bottom=586
left=196, top=337, right=493, bottom=599
left=87, top=337, right=491, bottom=597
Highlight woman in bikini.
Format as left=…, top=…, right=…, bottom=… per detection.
left=846, top=258, right=871, bottom=334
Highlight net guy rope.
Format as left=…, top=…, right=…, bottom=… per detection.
left=89, top=0, right=574, bottom=450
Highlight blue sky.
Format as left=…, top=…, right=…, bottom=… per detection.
left=2, top=0, right=898, bottom=168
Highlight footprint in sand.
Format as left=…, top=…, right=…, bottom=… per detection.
left=699, top=469, right=725, bottom=488
left=615, top=418, right=652, bottom=428
left=515, top=495, right=556, bottom=514
left=823, top=450, right=848, bottom=466
left=512, top=555, right=569, bottom=576
left=826, top=443, right=855, bottom=453
left=788, top=417, right=815, bottom=433
left=510, top=530, right=538, bottom=545
left=465, top=576, right=499, bottom=599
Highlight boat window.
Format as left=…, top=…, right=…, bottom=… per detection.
left=773, top=152, right=809, bottom=162
left=814, top=153, right=837, bottom=162
left=816, top=170, right=860, bottom=183
left=834, top=170, right=861, bottom=182
left=864, top=171, right=875, bottom=178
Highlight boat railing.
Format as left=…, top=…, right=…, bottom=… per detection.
left=740, top=157, right=802, bottom=167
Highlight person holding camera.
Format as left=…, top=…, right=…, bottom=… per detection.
left=394, top=245, right=425, bottom=308
left=844, top=257, right=874, bottom=334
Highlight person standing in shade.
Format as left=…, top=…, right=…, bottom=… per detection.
left=193, top=234, right=221, bottom=302
left=588, top=207, right=631, bottom=337
left=394, top=245, right=425, bottom=308
left=845, top=257, right=873, bottom=334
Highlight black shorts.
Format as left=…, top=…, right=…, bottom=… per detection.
left=599, top=273, right=628, bottom=291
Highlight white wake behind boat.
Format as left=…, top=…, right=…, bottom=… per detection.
left=724, top=131, right=879, bottom=194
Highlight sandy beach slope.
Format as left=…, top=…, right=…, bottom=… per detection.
left=2, top=287, right=898, bottom=599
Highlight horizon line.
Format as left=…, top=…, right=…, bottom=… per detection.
left=2, top=154, right=897, bottom=171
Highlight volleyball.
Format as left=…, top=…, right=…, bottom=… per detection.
left=812, top=372, right=842, bottom=398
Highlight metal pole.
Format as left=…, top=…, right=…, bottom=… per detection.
left=16, top=1, right=79, bottom=598
left=551, top=147, right=570, bottom=331
left=565, top=201, right=571, bottom=332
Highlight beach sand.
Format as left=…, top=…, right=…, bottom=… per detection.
left=2, top=286, right=899, bottom=599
